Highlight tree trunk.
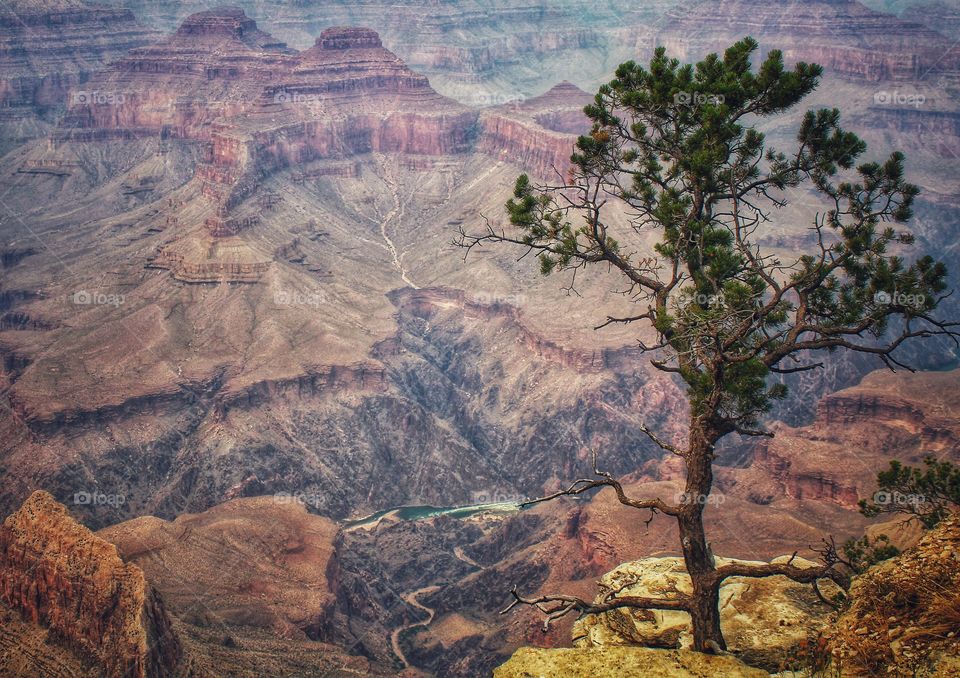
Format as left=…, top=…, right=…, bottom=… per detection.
left=679, top=420, right=726, bottom=652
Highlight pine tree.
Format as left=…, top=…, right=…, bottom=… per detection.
left=458, top=38, right=958, bottom=652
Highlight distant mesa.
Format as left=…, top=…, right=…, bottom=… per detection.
left=175, top=6, right=257, bottom=37
left=656, top=0, right=960, bottom=81
left=317, top=26, right=384, bottom=50
left=172, top=5, right=288, bottom=50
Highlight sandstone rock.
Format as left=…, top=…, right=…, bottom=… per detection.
left=571, top=555, right=839, bottom=671
left=477, top=81, right=593, bottom=178
left=720, top=369, right=960, bottom=513
left=0, top=491, right=182, bottom=677
left=494, top=646, right=768, bottom=678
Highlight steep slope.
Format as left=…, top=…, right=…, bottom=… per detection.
left=830, top=514, right=960, bottom=674
left=99, top=496, right=340, bottom=640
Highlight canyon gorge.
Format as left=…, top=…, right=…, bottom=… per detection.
left=0, top=0, right=959, bottom=675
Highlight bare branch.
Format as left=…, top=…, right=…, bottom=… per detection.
left=520, top=449, right=683, bottom=516
left=501, top=585, right=690, bottom=632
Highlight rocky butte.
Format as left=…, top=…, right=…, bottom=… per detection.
left=0, top=491, right=182, bottom=677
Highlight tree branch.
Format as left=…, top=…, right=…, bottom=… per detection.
left=501, top=585, right=690, bottom=632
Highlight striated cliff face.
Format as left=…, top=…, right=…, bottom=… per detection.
left=857, top=104, right=960, bottom=158
left=0, top=0, right=159, bottom=151
left=655, top=0, right=960, bottom=81
left=900, top=0, right=960, bottom=38
left=57, top=11, right=479, bottom=240
left=719, top=369, right=960, bottom=509
left=477, top=81, right=593, bottom=178
left=96, top=0, right=677, bottom=97
left=59, top=15, right=476, bottom=146
left=0, top=491, right=182, bottom=678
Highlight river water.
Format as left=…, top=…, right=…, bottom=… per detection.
left=342, top=500, right=525, bottom=530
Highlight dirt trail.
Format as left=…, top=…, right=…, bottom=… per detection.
left=390, top=584, right=441, bottom=668
left=389, top=543, right=485, bottom=668
left=453, top=545, right=482, bottom=569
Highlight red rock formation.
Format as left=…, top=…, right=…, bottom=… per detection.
left=0, top=491, right=182, bottom=678
left=217, top=362, right=389, bottom=413
left=477, top=81, right=592, bottom=178
left=60, top=11, right=478, bottom=237
left=99, top=496, right=341, bottom=641
left=721, top=369, right=960, bottom=508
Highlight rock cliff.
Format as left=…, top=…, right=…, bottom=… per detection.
left=0, top=491, right=182, bottom=677
left=477, top=81, right=593, bottom=178
left=719, top=369, right=960, bottom=511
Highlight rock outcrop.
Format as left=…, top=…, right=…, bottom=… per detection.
left=571, top=555, right=839, bottom=671
left=0, top=491, right=182, bottom=677
left=831, top=514, right=960, bottom=675
left=494, top=646, right=768, bottom=677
